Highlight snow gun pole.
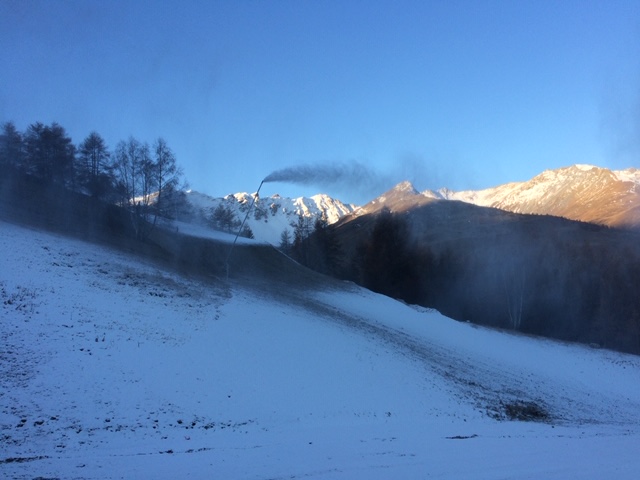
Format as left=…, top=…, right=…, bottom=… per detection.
left=225, top=180, right=264, bottom=279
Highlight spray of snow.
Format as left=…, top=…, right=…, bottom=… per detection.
left=263, top=161, right=378, bottom=187
left=262, top=161, right=395, bottom=202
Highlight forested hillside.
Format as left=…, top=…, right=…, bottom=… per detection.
left=0, top=120, right=189, bottom=240
left=297, top=199, right=640, bottom=354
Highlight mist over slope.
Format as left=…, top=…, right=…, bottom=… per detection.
left=315, top=177, right=640, bottom=354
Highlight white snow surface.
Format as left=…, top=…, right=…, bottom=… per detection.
left=2, top=219, right=640, bottom=479
left=158, top=218, right=265, bottom=246
left=614, top=167, right=640, bottom=185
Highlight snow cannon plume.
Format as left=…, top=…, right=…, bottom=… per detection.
left=262, top=161, right=379, bottom=189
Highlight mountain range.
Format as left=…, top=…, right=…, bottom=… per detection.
left=433, top=164, right=640, bottom=229
left=185, top=164, right=640, bottom=246
left=348, top=164, right=640, bottom=230
left=183, top=190, right=356, bottom=244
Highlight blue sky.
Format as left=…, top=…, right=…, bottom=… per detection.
left=1, top=0, right=639, bottom=204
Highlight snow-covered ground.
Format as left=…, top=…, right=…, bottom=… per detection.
left=159, top=218, right=266, bottom=246
left=2, top=219, right=640, bottom=479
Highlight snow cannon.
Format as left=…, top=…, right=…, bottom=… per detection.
left=224, top=179, right=265, bottom=277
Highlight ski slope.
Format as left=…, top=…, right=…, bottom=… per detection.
left=2, top=219, right=640, bottom=479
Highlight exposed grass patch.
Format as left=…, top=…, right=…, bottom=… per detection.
left=489, top=399, right=550, bottom=422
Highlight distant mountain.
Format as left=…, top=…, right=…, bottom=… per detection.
left=183, top=190, right=356, bottom=244
left=350, top=180, right=432, bottom=216
left=183, top=164, right=640, bottom=245
left=430, top=165, right=640, bottom=229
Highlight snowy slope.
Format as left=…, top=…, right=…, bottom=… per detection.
left=184, top=190, right=356, bottom=245
left=2, top=219, right=640, bottom=479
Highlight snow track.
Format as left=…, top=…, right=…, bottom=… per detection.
left=305, top=290, right=640, bottom=427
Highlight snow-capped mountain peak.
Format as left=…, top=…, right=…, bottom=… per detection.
left=350, top=180, right=434, bottom=217
left=392, top=180, right=420, bottom=195
left=182, top=190, right=357, bottom=244
left=427, top=164, right=640, bottom=229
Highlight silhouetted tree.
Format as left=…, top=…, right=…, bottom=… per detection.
left=279, top=229, right=292, bottom=254
left=210, top=204, right=240, bottom=232
left=112, top=138, right=151, bottom=205
left=153, top=137, right=183, bottom=218
left=291, top=213, right=314, bottom=264
left=361, top=208, right=423, bottom=303
left=112, top=137, right=157, bottom=238
left=23, top=122, right=75, bottom=185
left=593, top=250, right=640, bottom=352
left=77, top=132, right=114, bottom=199
left=139, top=144, right=156, bottom=208
left=0, top=121, right=23, bottom=168
left=305, top=217, right=344, bottom=275
left=240, top=224, right=254, bottom=239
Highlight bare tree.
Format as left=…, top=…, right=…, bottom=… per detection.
left=112, top=137, right=156, bottom=239
left=113, top=138, right=137, bottom=207
left=153, top=137, right=183, bottom=218
left=139, top=143, right=156, bottom=210
left=77, top=132, right=112, bottom=198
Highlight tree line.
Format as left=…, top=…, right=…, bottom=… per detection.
left=281, top=213, right=343, bottom=277
left=295, top=206, right=640, bottom=355
left=0, top=120, right=187, bottom=239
